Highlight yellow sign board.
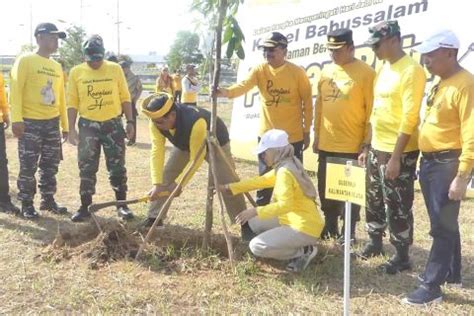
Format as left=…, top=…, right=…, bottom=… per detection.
left=325, top=159, right=366, bottom=206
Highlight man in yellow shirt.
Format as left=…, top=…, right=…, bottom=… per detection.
left=172, top=70, right=182, bottom=104
left=0, top=73, right=20, bottom=214
left=214, top=32, right=313, bottom=207
left=140, top=92, right=249, bottom=239
left=181, top=64, right=200, bottom=106
left=403, top=30, right=474, bottom=306
left=313, top=28, right=375, bottom=242
left=67, top=35, right=135, bottom=222
left=358, top=21, right=426, bottom=274
left=10, top=22, right=69, bottom=219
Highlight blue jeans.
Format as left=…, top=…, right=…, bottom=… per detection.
left=256, top=140, right=304, bottom=206
left=419, top=156, right=462, bottom=289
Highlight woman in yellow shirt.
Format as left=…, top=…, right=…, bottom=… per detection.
left=222, top=129, right=324, bottom=272
left=155, top=66, right=173, bottom=95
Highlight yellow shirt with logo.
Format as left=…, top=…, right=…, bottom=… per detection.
left=225, top=61, right=313, bottom=143
left=315, top=59, right=375, bottom=153
left=149, top=118, right=206, bottom=186
left=9, top=53, right=68, bottom=131
left=172, top=74, right=182, bottom=92
left=371, top=55, right=426, bottom=152
left=419, top=69, right=474, bottom=174
left=229, top=168, right=324, bottom=238
left=0, top=73, right=8, bottom=123
left=67, top=61, right=131, bottom=122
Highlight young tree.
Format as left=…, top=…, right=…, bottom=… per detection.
left=166, top=31, right=204, bottom=71
left=58, top=25, right=87, bottom=71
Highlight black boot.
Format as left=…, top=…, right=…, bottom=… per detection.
left=338, top=219, right=357, bottom=245
left=40, top=195, right=68, bottom=214
left=0, top=200, right=20, bottom=214
left=115, top=191, right=134, bottom=220
left=378, top=244, right=411, bottom=274
left=321, top=214, right=339, bottom=240
left=21, top=201, right=39, bottom=219
left=357, top=234, right=384, bottom=260
left=241, top=222, right=256, bottom=242
left=71, top=195, right=92, bottom=222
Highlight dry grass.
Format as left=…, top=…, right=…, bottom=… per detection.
left=0, top=102, right=473, bottom=314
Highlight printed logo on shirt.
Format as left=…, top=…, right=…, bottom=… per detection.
left=323, top=79, right=351, bottom=102
left=84, top=80, right=114, bottom=111
left=40, top=78, right=56, bottom=105
left=265, top=80, right=290, bottom=107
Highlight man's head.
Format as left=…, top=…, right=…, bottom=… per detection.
left=141, top=92, right=177, bottom=131
left=258, top=32, right=288, bottom=67
left=326, top=28, right=355, bottom=66
left=415, top=30, right=460, bottom=78
left=185, top=64, right=196, bottom=76
left=106, top=52, right=118, bottom=63
left=365, top=21, right=401, bottom=60
left=34, top=22, right=66, bottom=54
left=83, top=35, right=105, bottom=69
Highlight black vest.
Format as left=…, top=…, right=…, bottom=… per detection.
left=159, top=104, right=230, bottom=152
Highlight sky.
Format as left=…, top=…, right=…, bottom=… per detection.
left=1, top=0, right=204, bottom=56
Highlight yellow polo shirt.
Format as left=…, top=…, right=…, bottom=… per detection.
left=67, top=61, right=131, bottom=122
left=0, top=73, right=8, bottom=123
left=315, top=59, right=375, bottom=153
left=371, top=55, right=426, bottom=152
left=225, top=61, right=313, bottom=143
left=419, top=69, right=474, bottom=174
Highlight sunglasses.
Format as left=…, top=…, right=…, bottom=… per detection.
left=263, top=47, right=277, bottom=52
left=426, top=83, right=440, bottom=108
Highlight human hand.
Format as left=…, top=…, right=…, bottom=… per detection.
left=235, top=207, right=257, bottom=225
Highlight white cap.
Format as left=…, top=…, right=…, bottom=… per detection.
left=255, top=129, right=289, bottom=154
left=414, top=30, right=460, bottom=54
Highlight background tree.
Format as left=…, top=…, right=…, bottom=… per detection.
left=165, top=31, right=204, bottom=71
left=58, top=25, right=86, bottom=71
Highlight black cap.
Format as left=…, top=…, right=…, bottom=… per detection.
left=326, top=28, right=353, bottom=49
left=258, top=32, right=288, bottom=49
left=34, top=22, right=66, bottom=39
left=83, top=35, right=105, bottom=62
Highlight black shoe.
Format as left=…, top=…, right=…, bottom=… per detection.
left=40, top=199, right=68, bottom=214
left=241, top=222, right=257, bottom=242
left=117, top=205, right=134, bottom=220
left=0, top=201, right=21, bottom=214
left=357, top=241, right=385, bottom=260
left=378, top=255, right=411, bottom=274
left=21, top=204, right=39, bottom=219
left=71, top=206, right=91, bottom=222
left=402, top=285, right=442, bottom=306
left=321, top=217, right=339, bottom=240
left=337, top=234, right=357, bottom=246
left=140, top=217, right=163, bottom=229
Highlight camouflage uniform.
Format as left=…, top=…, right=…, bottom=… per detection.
left=365, top=148, right=419, bottom=247
left=17, top=117, right=61, bottom=203
left=78, top=117, right=127, bottom=196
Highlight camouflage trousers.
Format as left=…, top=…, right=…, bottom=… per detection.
left=17, top=117, right=61, bottom=203
left=365, top=149, right=419, bottom=247
left=78, top=117, right=127, bottom=196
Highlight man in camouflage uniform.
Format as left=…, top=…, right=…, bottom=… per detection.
left=358, top=21, right=426, bottom=274
left=119, top=55, right=142, bottom=146
left=9, top=23, right=69, bottom=219
left=67, top=35, right=135, bottom=222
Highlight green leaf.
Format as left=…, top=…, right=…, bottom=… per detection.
left=223, top=25, right=233, bottom=44
left=236, top=44, right=245, bottom=59
left=226, top=37, right=236, bottom=58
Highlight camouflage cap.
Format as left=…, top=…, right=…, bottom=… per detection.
left=365, top=21, right=400, bottom=45
left=83, top=35, right=105, bottom=62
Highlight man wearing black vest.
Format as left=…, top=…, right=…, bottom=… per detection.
left=141, top=92, right=250, bottom=239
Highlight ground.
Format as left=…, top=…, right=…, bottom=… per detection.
left=0, top=102, right=472, bottom=314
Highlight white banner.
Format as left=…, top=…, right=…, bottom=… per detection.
left=229, top=0, right=474, bottom=173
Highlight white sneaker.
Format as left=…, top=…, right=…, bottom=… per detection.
left=286, top=245, right=318, bottom=272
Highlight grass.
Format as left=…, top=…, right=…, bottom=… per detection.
left=0, top=101, right=473, bottom=314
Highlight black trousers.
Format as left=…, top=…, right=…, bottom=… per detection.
left=0, top=125, right=11, bottom=202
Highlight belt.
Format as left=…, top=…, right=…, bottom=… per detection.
left=421, top=149, right=461, bottom=160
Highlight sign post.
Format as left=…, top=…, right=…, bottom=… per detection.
left=325, top=158, right=366, bottom=316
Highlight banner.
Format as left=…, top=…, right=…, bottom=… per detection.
left=229, top=0, right=474, bottom=174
